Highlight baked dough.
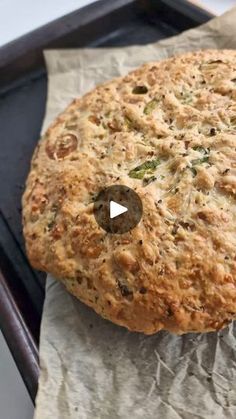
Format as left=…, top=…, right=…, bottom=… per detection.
left=23, top=50, right=236, bottom=334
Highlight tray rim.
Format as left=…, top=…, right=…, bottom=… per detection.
left=0, top=0, right=134, bottom=66
left=0, top=0, right=213, bottom=57
left=0, top=270, right=39, bottom=402
left=0, top=0, right=213, bottom=89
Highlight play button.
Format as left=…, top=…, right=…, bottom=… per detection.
left=110, top=201, right=128, bottom=219
left=93, top=185, right=143, bottom=234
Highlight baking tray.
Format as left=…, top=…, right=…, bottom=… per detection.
left=0, top=0, right=212, bottom=402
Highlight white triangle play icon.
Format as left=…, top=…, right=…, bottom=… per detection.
left=110, top=200, right=128, bottom=219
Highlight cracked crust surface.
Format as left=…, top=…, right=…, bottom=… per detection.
left=23, top=50, right=236, bottom=334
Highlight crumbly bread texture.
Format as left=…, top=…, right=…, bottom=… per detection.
left=23, top=50, right=236, bottom=334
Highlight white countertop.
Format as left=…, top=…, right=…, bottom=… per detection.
left=0, top=0, right=93, bottom=47
left=0, top=0, right=236, bottom=48
left=0, top=332, right=33, bottom=419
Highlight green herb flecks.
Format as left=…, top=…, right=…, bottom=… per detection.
left=179, top=87, right=194, bottom=105
left=230, top=116, right=236, bottom=126
left=200, top=60, right=224, bottom=71
left=189, top=167, right=197, bottom=177
left=191, top=145, right=210, bottom=167
left=191, top=156, right=209, bottom=166
left=47, top=204, right=58, bottom=230
left=132, top=85, right=148, bottom=94
left=47, top=219, right=56, bottom=230
left=188, top=156, right=209, bottom=178
left=181, top=94, right=193, bottom=105
left=143, top=175, right=157, bottom=186
left=65, top=124, right=77, bottom=130
left=144, top=99, right=159, bottom=115
left=65, top=116, right=77, bottom=130
left=124, top=116, right=134, bottom=130
left=187, top=147, right=210, bottom=177
left=192, top=146, right=209, bottom=154
left=129, top=159, right=161, bottom=179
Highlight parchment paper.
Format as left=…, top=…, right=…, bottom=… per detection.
left=35, top=8, right=236, bottom=419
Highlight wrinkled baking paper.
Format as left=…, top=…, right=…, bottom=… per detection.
left=35, top=8, right=236, bottom=419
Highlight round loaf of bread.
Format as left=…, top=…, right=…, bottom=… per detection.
left=23, top=50, right=236, bottom=334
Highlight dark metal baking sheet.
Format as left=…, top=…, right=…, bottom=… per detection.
left=0, top=271, right=39, bottom=401
left=0, top=0, right=212, bottom=401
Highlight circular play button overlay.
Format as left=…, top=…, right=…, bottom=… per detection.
left=93, top=185, right=143, bottom=234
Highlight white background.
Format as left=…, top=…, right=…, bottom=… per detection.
left=0, top=1, right=235, bottom=419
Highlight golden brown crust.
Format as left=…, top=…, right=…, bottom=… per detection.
left=22, top=50, right=236, bottom=334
